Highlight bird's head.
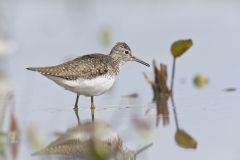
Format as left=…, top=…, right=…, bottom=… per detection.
left=110, top=42, right=150, bottom=67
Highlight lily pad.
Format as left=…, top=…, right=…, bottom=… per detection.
left=171, top=39, right=193, bottom=58
left=175, top=129, right=197, bottom=149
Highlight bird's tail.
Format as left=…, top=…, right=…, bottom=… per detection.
left=26, top=67, right=38, bottom=71
left=26, top=67, right=49, bottom=74
left=26, top=66, right=60, bottom=76
left=31, top=147, right=50, bottom=156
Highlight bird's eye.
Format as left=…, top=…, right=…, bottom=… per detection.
left=124, top=51, right=129, bottom=54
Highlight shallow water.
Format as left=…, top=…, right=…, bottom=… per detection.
left=1, top=0, right=240, bottom=160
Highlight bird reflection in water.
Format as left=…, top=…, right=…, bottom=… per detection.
left=33, top=109, right=152, bottom=160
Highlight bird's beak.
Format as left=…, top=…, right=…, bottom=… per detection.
left=131, top=56, right=150, bottom=67
left=135, top=143, right=153, bottom=155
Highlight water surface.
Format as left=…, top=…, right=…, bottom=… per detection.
left=0, top=0, right=240, bottom=159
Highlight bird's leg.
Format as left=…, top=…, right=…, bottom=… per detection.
left=74, top=94, right=79, bottom=109
left=73, top=107, right=80, bottom=125
left=91, top=96, right=95, bottom=109
left=91, top=96, right=95, bottom=122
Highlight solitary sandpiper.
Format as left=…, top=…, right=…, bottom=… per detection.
left=27, top=42, right=150, bottom=109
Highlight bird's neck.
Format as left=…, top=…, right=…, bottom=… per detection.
left=109, top=54, right=125, bottom=75
left=113, top=60, right=125, bottom=75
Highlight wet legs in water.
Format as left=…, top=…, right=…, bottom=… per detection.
left=91, top=96, right=95, bottom=121
left=74, top=94, right=79, bottom=109
left=74, top=107, right=80, bottom=125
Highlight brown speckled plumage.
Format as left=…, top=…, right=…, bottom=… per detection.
left=33, top=121, right=124, bottom=156
left=27, top=53, right=120, bottom=80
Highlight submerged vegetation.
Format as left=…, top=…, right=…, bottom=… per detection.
left=144, top=39, right=197, bottom=149
left=144, top=62, right=170, bottom=126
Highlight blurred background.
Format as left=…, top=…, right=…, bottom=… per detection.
left=0, top=0, right=240, bottom=159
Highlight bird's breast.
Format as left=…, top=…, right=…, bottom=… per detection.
left=75, top=75, right=116, bottom=96
left=47, top=75, right=116, bottom=96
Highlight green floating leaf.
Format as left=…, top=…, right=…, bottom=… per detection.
left=175, top=129, right=197, bottom=149
left=193, top=74, right=208, bottom=88
left=171, top=39, right=193, bottom=58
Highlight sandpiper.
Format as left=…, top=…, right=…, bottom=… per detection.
left=27, top=42, right=150, bottom=109
left=33, top=120, right=153, bottom=159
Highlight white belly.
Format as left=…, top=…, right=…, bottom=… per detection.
left=46, top=75, right=115, bottom=96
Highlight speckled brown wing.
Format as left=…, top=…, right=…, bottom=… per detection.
left=27, top=54, right=113, bottom=80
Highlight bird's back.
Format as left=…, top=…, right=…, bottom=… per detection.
left=27, top=53, right=117, bottom=80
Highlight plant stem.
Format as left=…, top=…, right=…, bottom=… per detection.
left=170, top=95, right=179, bottom=130
left=170, top=58, right=176, bottom=94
